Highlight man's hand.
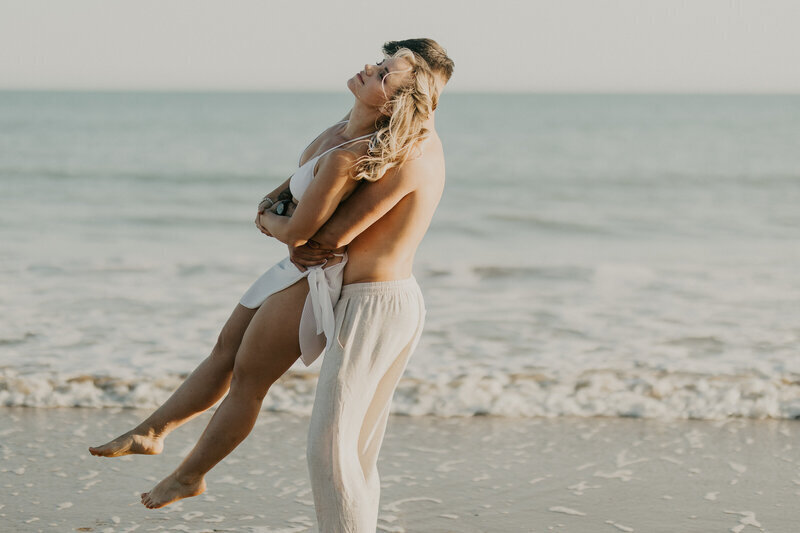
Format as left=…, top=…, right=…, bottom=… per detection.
left=289, top=242, right=334, bottom=272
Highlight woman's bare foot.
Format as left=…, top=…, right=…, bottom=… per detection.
left=88, top=429, right=164, bottom=457
left=141, top=472, right=206, bottom=509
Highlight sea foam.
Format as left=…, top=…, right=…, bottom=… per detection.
left=2, top=367, right=798, bottom=420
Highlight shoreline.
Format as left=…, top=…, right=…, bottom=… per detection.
left=1, top=408, right=797, bottom=532
left=4, top=367, right=799, bottom=420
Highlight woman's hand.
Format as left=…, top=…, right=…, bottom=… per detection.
left=257, top=197, right=298, bottom=238
left=254, top=211, right=272, bottom=237
left=258, top=195, right=275, bottom=214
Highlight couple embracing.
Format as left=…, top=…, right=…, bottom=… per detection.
left=89, top=37, right=454, bottom=532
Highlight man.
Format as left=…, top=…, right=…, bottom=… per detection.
left=292, top=38, right=454, bottom=533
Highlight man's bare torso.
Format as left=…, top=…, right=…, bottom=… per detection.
left=312, top=129, right=446, bottom=285
left=345, top=133, right=445, bottom=283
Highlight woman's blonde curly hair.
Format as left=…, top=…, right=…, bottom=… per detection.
left=351, top=47, right=440, bottom=182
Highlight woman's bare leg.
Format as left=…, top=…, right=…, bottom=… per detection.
left=141, top=280, right=308, bottom=509
left=89, top=303, right=258, bottom=457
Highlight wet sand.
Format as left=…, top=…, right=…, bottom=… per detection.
left=1, top=408, right=798, bottom=532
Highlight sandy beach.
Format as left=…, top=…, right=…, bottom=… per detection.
left=0, top=408, right=796, bottom=532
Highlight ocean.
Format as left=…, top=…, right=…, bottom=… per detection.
left=1, top=91, right=799, bottom=419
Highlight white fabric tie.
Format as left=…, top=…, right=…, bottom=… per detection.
left=297, top=253, right=348, bottom=366
left=307, top=265, right=335, bottom=341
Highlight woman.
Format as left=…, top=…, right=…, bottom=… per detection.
left=88, top=46, right=440, bottom=511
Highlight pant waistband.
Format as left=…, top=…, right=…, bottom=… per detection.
left=341, top=276, right=419, bottom=297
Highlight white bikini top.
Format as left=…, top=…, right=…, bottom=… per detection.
left=289, top=121, right=372, bottom=201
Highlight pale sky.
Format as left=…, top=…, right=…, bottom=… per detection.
left=1, top=0, right=799, bottom=92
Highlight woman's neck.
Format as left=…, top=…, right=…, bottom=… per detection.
left=342, top=103, right=437, bottom=138
left=342, top=104, right=380, bottom=138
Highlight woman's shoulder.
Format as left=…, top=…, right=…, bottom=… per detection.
left=298, top=120, right=349, bottom=165
left=316, top=146, right=363, bottom=178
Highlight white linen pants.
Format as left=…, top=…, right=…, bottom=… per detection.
left=307, top=278, right=426, bottom=533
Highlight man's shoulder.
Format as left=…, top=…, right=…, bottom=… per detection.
left=394, top=133, right=445, bottom=185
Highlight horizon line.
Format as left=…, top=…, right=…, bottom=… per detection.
left=2, top=88, right=800, bottom=96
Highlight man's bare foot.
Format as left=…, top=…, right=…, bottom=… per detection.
left=88, top=429, right=164, bottom=457
left=141, top=472, right=206, bottom=509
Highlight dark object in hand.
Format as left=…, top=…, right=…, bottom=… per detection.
left=272, top=199, right=296, bottom=217
left=277, top=186, right=294, bottom=202
left=267, top=186, right=296, bottom=216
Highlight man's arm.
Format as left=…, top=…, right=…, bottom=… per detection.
left=311, top=167, right=417, bottom=249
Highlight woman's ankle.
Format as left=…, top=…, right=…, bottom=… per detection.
left=133, top=422, right=165, bottom=440
left=174, top=468, right=205, bottom=486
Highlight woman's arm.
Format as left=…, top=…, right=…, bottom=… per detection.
left=259, top=150, right=359, bottom=248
